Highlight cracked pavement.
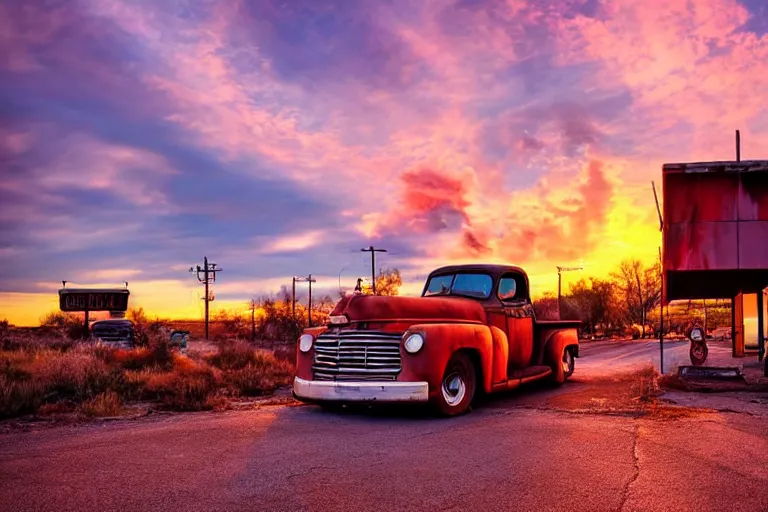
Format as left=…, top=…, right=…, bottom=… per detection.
left=1, top=340, right=767, bottom=512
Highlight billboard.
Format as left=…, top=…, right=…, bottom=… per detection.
left=58, top=288, right=130, bottom=312
left=662, top=160, right=768, bottom=301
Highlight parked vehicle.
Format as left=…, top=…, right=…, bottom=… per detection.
left=293, top=264, right=581, bottom=416
left=90, top=318, right=135, bottom=348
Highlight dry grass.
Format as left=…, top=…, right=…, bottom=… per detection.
left=0, top=330, right=295, bottom=420
left=631, top=363, right=662, bottom=401
left=204, top=339, right=262, bottom=370
left=206, top=340, right=294, bottom=396
left=81, top=391, right=123, bottom=417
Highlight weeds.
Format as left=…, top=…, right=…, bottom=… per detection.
left=632, top=363, right=662, bottom=401
left=81, top=391, right=123, bottom=417
left=0, top=330, right=295, bottom=419
left=205, top=339, right=259, bottom=370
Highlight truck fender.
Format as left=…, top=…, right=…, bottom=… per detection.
left=543, top=328, right=579, bottom=384
left=403, top=323, right=495, bottom=394
left=295, top=326, right=329, bottom=380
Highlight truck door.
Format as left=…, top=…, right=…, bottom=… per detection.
left=498, top=273, right=534, bottom=371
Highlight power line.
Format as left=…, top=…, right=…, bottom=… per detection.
left=189, top=256, right=223, bottom=340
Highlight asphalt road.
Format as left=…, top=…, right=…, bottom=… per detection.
left=1, top=340, right=767, bottom=512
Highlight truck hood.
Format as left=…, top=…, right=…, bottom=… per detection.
left=330, top=294, right=486, bottom=324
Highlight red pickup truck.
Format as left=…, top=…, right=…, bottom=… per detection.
left=293, top=264, right=580, bottom=416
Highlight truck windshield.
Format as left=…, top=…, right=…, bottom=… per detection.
left=424, top=273, right=493, bottom=299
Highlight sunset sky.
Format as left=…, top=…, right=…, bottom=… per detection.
left=2, top=0, right=768, bottom=326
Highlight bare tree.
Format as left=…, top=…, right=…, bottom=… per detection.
left=374, top=268, right=403, bottom=296
left=610, top=259, right=661, bottom=338
left=567, top=278, right=619, bottom=334
left=533, top=292, right=560, bottom=320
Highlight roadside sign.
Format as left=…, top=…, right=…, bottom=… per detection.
left=58, top=289, right=130, bottom=312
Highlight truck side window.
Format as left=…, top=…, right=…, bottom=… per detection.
left=498, top=277, right=517, bottom=301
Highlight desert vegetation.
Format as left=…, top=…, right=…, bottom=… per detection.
left=0, top=322, right=293, bottom=420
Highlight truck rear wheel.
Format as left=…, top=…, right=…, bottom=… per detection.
left=435, top=352, right=476, bottom=417
left=563, top=348, right=575, bottom=379
left=549, top=345, right=572, bottom=386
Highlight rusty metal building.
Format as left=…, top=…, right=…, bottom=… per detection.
left=662, top=159, right=768, bottom=372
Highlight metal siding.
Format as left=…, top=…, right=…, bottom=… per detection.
left=665, top=222, right=738, bottom=271
left=664, top=172, right=738, bottom=224
left=738, top=222, right=768, bottom=269
left=738, top=172, right=768, bottom=220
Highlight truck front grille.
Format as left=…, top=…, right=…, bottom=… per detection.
left=313, top=331, right=402, bottom=381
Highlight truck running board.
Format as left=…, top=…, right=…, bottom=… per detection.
left=495, top=366, right=553, bottom=391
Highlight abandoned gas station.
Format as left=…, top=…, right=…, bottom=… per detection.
left=662, top=155, right=768, bottom=376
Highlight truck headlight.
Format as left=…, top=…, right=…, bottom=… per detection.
left=299, top=333, right=314, bottom=352
left=404, top=333, right=424, bottom=354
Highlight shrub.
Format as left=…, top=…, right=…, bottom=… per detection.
left=95, top=339, right=173, bottom=371
left=220, top=349, right=294, bottom=396
left=0, top=331, right=294, bottom=419
left=30, top=347, right=119, bottom=401
left=631, top=364, right=661, bottom=401
left=39, top=311, right=86, bottom=339
left=81, top=391, right=123, bottom=417
left=0, top=375, right=46, bottom=418
left=206, top=340, right=260, bottom=370
left=224, top=364, right=293, bottom=396
left=142, top=356, right=217, bottom=411
left=132, top=317, right=171, bottom=348
left=1, top=329, right=73, bottom=351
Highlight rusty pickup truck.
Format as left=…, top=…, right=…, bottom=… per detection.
left=293, top=264, right=580, bottom=416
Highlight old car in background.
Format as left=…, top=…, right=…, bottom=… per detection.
left=293, top=264, right=581, bottom=416
left=90, top=318, right=135, bottom=348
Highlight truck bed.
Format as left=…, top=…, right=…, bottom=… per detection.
left=534, top=319, right=582, bottom=329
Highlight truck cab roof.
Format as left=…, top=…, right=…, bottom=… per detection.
left=422, top=263, right=531, bottom=305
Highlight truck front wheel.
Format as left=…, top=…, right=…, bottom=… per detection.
left=435, top=352, right=476, bottom=417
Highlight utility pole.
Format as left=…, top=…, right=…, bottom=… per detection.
left=308, top=274, right=315, bottom=327
left=659, top=246, right=665, bottom=374
left=360, top=246, right=387, bottom=295
left=249, top=298, right=257, bottom=342
left=557, top=266, right=582, bottom=319
left=189, top=256, right=222, bottom=340
left=293, top=275, right=317, bottom=326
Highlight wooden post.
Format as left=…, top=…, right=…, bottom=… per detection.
left=758, top=290, right=764, bottom=362
left=308, top=274, right=313, bottom=328
left=204, top=256, right=209, bottom=340
left=251, top=302, right=256, bottom=342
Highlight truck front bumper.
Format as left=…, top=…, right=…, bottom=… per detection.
left=293, top=377, right=429, bottom=403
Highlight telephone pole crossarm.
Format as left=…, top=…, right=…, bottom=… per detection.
left=360, top=246, right=387, bottom=294
left=189, top=256, right=223, bottom=340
